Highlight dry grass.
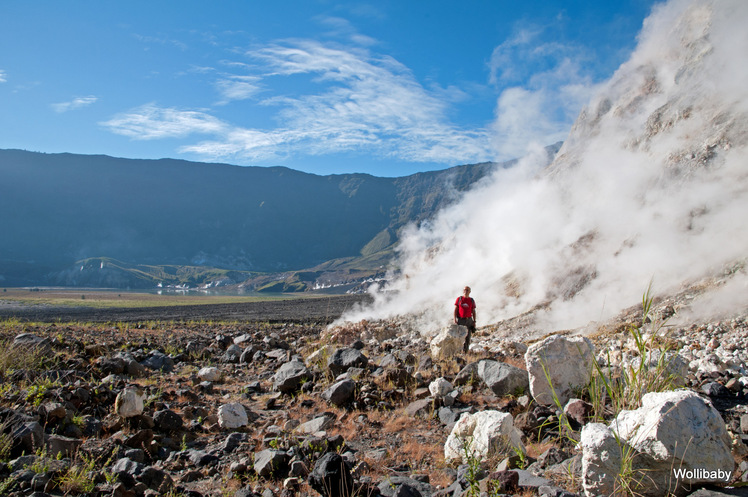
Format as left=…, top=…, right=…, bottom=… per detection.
left=383, top=413, right=415, bottom=432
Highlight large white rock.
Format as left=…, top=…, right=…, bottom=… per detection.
left=580, top=423, right=623, bottom=497
left=581, top=390, right=734, bottom=497
left=198, top=366, right=222, bottom=382
left=114, top=387, right=145, bottom=418
left=218, top=403, right=249, bottom=429
left=444, top=410, right=525, bottom=463
left=525, top=335, right=595, bottom=406
left=430, top=325, right=467, bottom=360
left=429, top=377, right=453, bottom=398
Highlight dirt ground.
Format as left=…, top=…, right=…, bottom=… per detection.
left=0, top=293, right=371, bottom=324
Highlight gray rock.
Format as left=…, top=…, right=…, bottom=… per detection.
left=223, top=432, right=246, bottom=453
left=378, top=476, right=433, bottom=497
left=138, top=465, right=173, bottom=492
left=98, top=357, right=127, bottom=375
left=515, top=469, right=552, bottom=488
left=240, top=346, right=258, bottom=364
left=153, top=409, right=183, bottom=432
left=188, top=449, right=219, bottom=467
left=454, top=362, right=480, bottom=386
left=476, top=360, right=529, bottom=397
left=47, top=434, right=82, bottom=458
left=112, top=457, right=145, bottom=476
left=12, top=421, right=43, bottom=457
left=125, top=360, right=147, bottom=378
left=322, top=379, right=356, bottom=407
left=309, top=452, right=353, bottom=497
left=296, top=414, right=335, bottom=434
left=404, top=398, right=434, bottom=418
left=12, top=334, right=52, bottom=352
left=253, top=449, right=289, bottom=478
left=273, top=360, right=312, bottom=393
left=222, top=344, right=243, bottom=363
left=141, top=351, right=174, bottom=372
left=328, top=348, right=368, bottom=376
left=218, top=402, right=249, bottom=429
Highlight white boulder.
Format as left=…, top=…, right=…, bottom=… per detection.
left=580, top=423, right=622, bottom=497
left=429, top=377, right=454, bottom=398
left=430, top=325, right=467, bottom=360
left=444, top=410, right=524, bottom=463
left=114, top=387, right=145, bottom=418
left=218, top=403, right=249, bottom=429
left=198, top=366, right=222, bottom=382
left=581, top=390, right=734, bottom=496
left=525, top=335, right=595, bottom=406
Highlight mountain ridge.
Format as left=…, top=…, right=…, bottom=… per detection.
left=0, top=146, right=560, bottom=289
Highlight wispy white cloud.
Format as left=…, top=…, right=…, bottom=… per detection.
left=100, top=103, right=227, bottom=139
left=183, top=41, right=493, bottom=163
left=51, top=95, right=98, bottom=113
left=103, top=23, right=597, bottom=167
left=214, top=75, right=262, bottom=104
left=0, top=70, right=6, bottom=83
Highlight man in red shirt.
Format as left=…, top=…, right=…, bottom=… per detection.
left=454, top=286, right=477, bottom=353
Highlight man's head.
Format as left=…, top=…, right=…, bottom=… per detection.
left=463, top=286, right=471, bottom=297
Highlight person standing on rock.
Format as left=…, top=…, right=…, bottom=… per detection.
left=454, top=286, right=476, bottom=353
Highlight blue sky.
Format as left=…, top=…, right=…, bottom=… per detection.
left=1, top=0, right=657, bottom=177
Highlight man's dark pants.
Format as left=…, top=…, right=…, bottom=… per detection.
left=456, top=317, right=475, bottom=352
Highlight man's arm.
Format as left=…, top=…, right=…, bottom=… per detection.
left=454, top=305, right=459, bottom=323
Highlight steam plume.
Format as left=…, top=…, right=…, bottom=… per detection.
left=339, top=0, right=748, bottom=336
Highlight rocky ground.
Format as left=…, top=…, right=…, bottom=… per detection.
left=1, top=293, right=748, bottom=497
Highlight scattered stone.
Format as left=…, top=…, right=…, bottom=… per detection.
left=322, top=379, right=356, bottom=407
left=309, top=452, right=353, bottom=497
left=198, top=366, right=222, bottom=382
left=328, top=348, right=369, bottom=376
left=218, top=403, right=249, bottom=429
left=153, top=409, right=183, bottom=432
left=525, top=335, right=595, bottom=406
left=444, top=410, right=524, bottom=463
left=430, top=325, right=467, bottom=360
left=273, top=360, right=313, bottom=393
left=475, top=359, right=529, bottom=397
left=141, top=351, right=174, bottom=372
left=115, top=387, right=145, bottom=418
left=429, top=377, right=453, bottom=398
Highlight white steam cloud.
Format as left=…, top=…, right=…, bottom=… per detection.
left=339, top=0, right=748, bottom=337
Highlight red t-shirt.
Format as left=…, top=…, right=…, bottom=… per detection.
left=455, top=296, right=476, bottom=318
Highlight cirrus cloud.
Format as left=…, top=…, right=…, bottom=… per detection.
left=101, top=103, right=227, bottom=139
left=51, top=95, right=98, bottom=113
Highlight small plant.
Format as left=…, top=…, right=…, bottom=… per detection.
left=538, top=359, right=578, bottom=444
left=588, top=284, right=680, bottom=416
left=26, top=377, right=59, bottom=408
left=461, top=436, right=482, bottom=497
left=25, top=447, right=52, bottom=474
left=0, top=476, right=16, bottom=495
left=0, top=421, right=12, bottom=462
left=57, top=452, right=96, bottom=494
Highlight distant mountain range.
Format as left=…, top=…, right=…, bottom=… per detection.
left=0, top=146, right=560, bottom=291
